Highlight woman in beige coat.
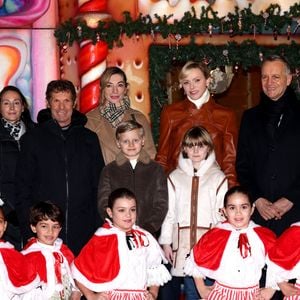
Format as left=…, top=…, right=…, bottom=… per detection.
left=86, top=67, right=156, bottom=164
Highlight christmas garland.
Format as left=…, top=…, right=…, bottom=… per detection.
left=149, top=41, right=300, bottom=142
left=54, top=3, right=300, bottom=142
left=54, top=3, right=300, bottom=48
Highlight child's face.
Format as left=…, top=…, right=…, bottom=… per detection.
left=184, top=140, right=209, bottom=164
left=106, top=197, right=137, bottom=232
left=31, top=219, right=62, bottom=245
left=223, top=192, right=254, bottom=229
left=0, top=211, right=7, bottom=239
left=117, top=129, right=144, bottom=160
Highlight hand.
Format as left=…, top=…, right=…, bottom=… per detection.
left=145, top=291, right=157, bottom=300
left=198, top=284, right=214, bottom=299
left=272, top=198, right=293, bottom=219
left=71, top=291, right=82, bottom=300
left=255, top=287, right=275, bottom=300
left=162, top=244, right=173, bottom=264
left=278, top=281, right=300, bottom=297
left=255, top=198, right=281, bottom=221
left=146, top=286, right=159, bottom=300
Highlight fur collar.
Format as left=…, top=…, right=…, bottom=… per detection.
left=115, top=149, right=151, bottom=166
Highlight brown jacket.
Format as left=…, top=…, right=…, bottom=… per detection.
left=156, top=98, right=238, bottom=186
left=98, top=149, right=168, bottom=235
left=86, top=106, right=156, bottom=165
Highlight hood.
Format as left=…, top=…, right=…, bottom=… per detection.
left=37, top=108, right=87, bottom=127
left=177, top=150, right=218, bottom=176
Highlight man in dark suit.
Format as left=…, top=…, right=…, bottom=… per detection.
left=236, top=55, right=300, bottom=299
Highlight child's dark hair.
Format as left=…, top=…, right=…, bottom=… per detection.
left=0, top=206, right=6, bottom=221
left=224, top=186, right=251, bottom=207
left=29, top=201, right=64, bottom=226
left=108, top=188, right=137, bottom=210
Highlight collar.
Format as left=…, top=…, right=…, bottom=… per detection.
left=187, top=89, right=210, bottom=109
left=115, top=149, right=151, bottom=166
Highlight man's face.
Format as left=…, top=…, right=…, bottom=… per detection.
left=261, top=60, right=292, bottom=101
left=48, top=91, right=75, bottom=127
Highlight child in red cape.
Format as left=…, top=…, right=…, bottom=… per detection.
left=21, top=201, right=81, bottom=299
left=0, top=205, right=39, bottom=299
left=262, top=222, right=300, bottom=300
left=72, top=188, right=171, bottom=300
left=184, top=186, right=276, bottom=300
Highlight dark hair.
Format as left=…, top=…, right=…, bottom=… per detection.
left=0, top=206, right=6, bottom=221
left=0, top=85, right=33, bottom=125
left=224, top=186, right=251, bottom=207
left=262, top=55, right=292, bottom=74
left=29, top=201, right=64, bottom=226
left=46, top=80, right=77, bottom=103
left=107, top=188, right=137, bottom=210
left=115, top=120, right=144, bottom=140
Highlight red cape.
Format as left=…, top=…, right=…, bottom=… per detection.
left=74, top=232, right=120, bottom=283
left=268, top=225, right=300, bottom=270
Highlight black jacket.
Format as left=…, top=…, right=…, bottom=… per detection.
left=15, top=109, right=104, bottom=254
left=0, top=118, right=35, bottom=218
left=236, top=87, right=300, bottom=235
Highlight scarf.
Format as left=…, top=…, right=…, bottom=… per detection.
left=2, top=118, right=24, bottom=140
left=260, top=89, right=289, bottom=140
left=100, top=96, right=130, bottom=128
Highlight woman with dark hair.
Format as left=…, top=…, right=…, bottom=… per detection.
left=0, top=85, right=35, bottom=249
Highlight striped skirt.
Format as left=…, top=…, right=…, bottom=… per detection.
left=107, top=289, right=147, bottom=300
left=284, top=283, right=300, bottom=300
left=207, top=281, right=259, bottom=300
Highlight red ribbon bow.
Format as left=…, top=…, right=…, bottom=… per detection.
left=238, top=233, right=251, bottom=259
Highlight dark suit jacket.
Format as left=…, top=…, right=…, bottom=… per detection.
left=236, top=88, right=300, bottom=235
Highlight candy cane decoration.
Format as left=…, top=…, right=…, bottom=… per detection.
left=77, top=0, right=110, bottom=113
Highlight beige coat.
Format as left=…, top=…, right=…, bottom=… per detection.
left=86, top=106, right=156, bottom=165
left=159, top=152, right=227, bottom=276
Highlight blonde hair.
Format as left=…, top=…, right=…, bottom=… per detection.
left=179, top=61, right=210, bottom=83
left=99, top=67, right=128, bottom=106
left=115, top=120, right=144, bottom=140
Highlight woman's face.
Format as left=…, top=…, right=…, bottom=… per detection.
left=0, top=90, right=24, bottom=123
left=180, top=68, right=210, bottom=100
left=104, top=73, right=127, bottom=106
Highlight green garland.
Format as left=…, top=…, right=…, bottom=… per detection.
left=54, top=4, right=300, bottom=142
left=149, top=41, right=300, bottom=142
left=54, top=4, right=300, bottom=48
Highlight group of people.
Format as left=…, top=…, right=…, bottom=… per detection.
left=0, top=54, right=299, bottom=300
